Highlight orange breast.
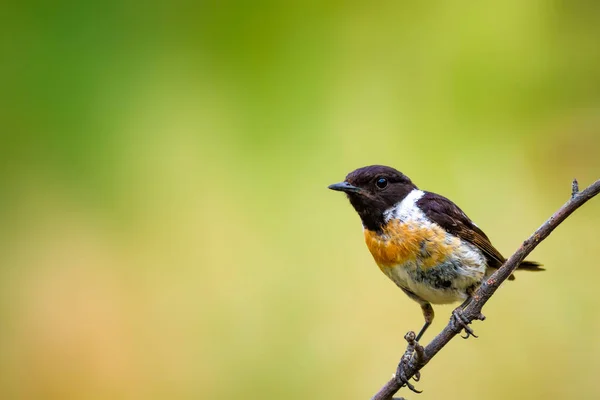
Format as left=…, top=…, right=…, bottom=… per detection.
left=364, top=220, right=459, bottom=271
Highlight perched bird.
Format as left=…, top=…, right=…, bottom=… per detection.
left=329, top=165, right=542, bottom=341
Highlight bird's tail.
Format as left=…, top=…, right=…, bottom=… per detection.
left=507, top=260, right=544, bottom=280
left=517, top=260, right=544, bottom=271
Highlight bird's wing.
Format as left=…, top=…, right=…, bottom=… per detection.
left=416, top=191, right=505, bottom=269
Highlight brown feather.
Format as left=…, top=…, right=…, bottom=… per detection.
left=416, top=192, right=542, bottom=273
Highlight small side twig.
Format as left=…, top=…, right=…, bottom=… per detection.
left=371, top=177, right=600, bottom=400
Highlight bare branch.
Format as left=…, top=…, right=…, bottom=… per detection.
left=371, top=178, right=600, bottom=400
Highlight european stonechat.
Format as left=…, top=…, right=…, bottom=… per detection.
left=329, top=165, right=542, bottom=341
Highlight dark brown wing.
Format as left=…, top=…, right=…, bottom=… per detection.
left=416, top=192, right=505, bottom=269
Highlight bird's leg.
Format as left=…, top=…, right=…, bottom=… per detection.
left=415, top=303, right=434, bottom=342
left=401, top=288, right=434, bottom=343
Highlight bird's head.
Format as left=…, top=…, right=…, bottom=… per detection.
left=328, top=165, right=417, bottom=231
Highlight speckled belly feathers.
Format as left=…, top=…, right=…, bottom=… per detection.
left=364, top=219, right=487, bottom=304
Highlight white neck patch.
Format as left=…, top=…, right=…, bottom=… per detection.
left=383, top=189, right=425, bottom=223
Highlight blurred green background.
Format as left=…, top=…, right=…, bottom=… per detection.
left=2, top=1, right=600, bottom=399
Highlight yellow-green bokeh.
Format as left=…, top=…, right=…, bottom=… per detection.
left=2, top=1, right=600, bottom=399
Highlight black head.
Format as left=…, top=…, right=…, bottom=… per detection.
left=328, top=165, right=417, bottom=231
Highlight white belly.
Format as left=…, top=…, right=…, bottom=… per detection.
left=384, top=264, right=466, bottom=304
left=381, top=241, right=488, bottom=305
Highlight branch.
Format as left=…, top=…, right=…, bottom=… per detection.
left=372, top=178, right=600, bottom=400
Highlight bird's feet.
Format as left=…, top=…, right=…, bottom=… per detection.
left=395, top=356, right=422, bottom=394
left=395, top=362, right=421, bottom=394
left=394, top=331, right=424, bottom=393
left=450, top=308, right=485, bottom=339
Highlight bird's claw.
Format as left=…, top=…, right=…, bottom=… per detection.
left=413, top=370, right=421, bottom=382
left=394, top=331, right=424, bottom=393
left=450, top=309, right=484, bottom=339
left=395, top=361, right=422, bottom=393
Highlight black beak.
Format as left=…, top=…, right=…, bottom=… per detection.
left=328, top=181, right=361, bottom=193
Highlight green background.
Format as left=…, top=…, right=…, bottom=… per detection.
left=2, top=1, right=600, bottom=399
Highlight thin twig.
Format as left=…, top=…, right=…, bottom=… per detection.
left=371, top=178, right=600, bottom=400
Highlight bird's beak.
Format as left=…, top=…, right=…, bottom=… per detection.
left=328, top=181, right=361, bottom=193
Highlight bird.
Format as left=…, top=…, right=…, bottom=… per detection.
left=328, top=165, right=542, bottom=341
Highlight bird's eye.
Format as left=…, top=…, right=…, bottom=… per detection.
left=376, top=177, right=388, bottom=189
